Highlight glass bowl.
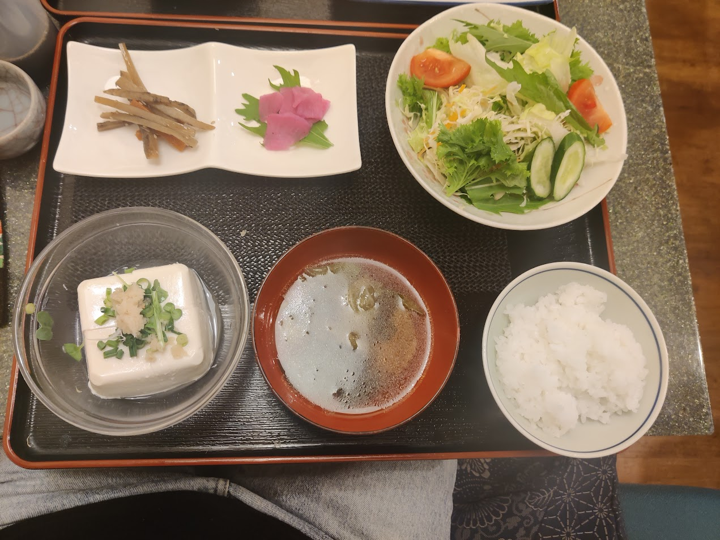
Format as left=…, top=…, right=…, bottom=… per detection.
left=13, top=207, right=249, bottom=436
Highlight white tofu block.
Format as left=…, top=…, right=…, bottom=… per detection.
left=77, top=263, right=213, bottom=399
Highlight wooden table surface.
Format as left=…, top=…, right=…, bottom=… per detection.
left=616, top=0, right=720, bottom=489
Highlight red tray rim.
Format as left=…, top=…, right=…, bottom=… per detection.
left=3, top=11, right=612, bottom=469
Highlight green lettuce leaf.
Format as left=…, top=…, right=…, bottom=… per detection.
left=437, top=119, right=524, bottom=194
left=481, top=160, right=530, bottom=188
left=465, top=192, right=551, bottom=214
left=569, top=49, right=594, bottom=83
left=456, top=19, right=537, bottom=57
left=422, top=89, right=440, bottom=128
left=502, top=20, right=539, bottom=44
left=397, top=73, right=425, bottom=115
left=464, top=177, right=526, bottom=200
left=397, top=73, right=440, bottom=132
left=408, top=126, right=427, bottom=153
left=429, top=37, right=451, bottom=54
left=515, top=28, right=576, bottom=91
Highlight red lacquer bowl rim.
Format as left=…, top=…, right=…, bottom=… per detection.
left=252, top=226, right=460, bottom=434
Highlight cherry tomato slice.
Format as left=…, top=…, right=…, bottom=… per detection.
left=567, top=78, right=613, bottom=134
left=410, top=49, right=471, bottom=88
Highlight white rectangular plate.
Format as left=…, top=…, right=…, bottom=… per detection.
left=54, top=42, right=361, bottom=178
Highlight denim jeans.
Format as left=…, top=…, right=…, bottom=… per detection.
left=0, top=452, right=457, bottom=539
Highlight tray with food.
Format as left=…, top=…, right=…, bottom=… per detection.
left=4, top=7, right=665, bottom=468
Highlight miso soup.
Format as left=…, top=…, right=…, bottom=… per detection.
left=275, top=258, right=431, bottom=413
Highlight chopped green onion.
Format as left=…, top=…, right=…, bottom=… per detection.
left=176, top=334, right=188, bottom=347
left=115, top=349, right=124, bottom=359
left=97, top=341, right=107, bottom=350
left=103, top=349, right=118, bottom=358
left=106, top=339, right=119, bottom=349
left=25, top=303, right=36, bottom=315
left=94, top=314, right=110, bottom=325
left=122, top=333, right=145, bottom=357
left=136, top=278, right=151, bottom=289
left=166, top=319, right=178, bottom=334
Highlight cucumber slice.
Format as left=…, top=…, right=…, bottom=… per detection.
left=529, top=137, right=555, bottom=198
left=551, top=133, right=586, bottom=200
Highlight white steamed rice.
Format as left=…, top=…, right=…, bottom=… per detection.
left=495, top=282, right=648, bottom=438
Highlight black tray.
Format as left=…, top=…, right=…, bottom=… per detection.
left=4, top=17, right=613, bottom=467
left=42, top=0, right=557, bottom=26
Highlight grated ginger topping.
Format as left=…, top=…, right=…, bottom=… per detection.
left=110, top=283, right=146, bottom=337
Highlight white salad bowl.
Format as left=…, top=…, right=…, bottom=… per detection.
left=482, top=262, right=668, bottom=458
left=385, top=3, right=628, bottom=230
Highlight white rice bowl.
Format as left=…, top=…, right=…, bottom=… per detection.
left=482, top=262, right=668, bottom=458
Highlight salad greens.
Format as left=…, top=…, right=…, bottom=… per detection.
left=398, top=74, right=441, bottom=152
left=429, top=37, right=451, bottom=54
left=398, top=18, right=607, bottom=214
left=569, top=50, right=594, bottom=84
left=436, top=119, right=528, bottom=195
left=458, top=19, right=539, bottom=58
left=485, top=57, right=604, bottom=146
